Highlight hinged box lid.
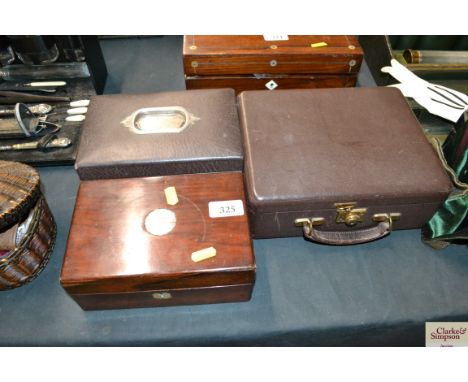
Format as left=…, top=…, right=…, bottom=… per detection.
left=238, top=88, right=452, bottom=215
left=61, top=172, right=255, bottom=295
left=183, top=35, right=363, bottom=76
left=75, top=88, right=243, bottom=180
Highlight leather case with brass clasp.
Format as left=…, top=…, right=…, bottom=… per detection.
left=238, top=87, right=453, bottom=244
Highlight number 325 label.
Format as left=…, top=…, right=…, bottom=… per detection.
left=208, top=200, right=244, bottom=218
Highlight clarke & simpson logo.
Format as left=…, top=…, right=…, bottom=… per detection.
left=426, top=322, right=468, bottom=347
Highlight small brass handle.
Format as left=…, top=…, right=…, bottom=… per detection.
left=295, top=213, right=400, bottom=245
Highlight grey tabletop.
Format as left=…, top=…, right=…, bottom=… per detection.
left=0, top=37, right=467, bottom=346
left=0, top=165, right=467, bottom=346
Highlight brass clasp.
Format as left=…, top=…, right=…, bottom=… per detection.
left=334, top=202, right=367, bottom=227
left=295, top=217, right=325, bottom=227
left=373, top=212, right=401, bottom=222
left=295, top=203, right=401, bottom=230
left=294, top=217, right=325, bottom=234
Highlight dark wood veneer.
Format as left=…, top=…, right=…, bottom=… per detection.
left=61, top=172, right=255, bottom=309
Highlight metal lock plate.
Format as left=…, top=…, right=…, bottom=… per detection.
left=334, top=202, right=367, bottom=227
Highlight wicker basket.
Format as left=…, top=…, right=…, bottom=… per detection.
left=0, top=197, right=56, bottom=290
left=0, top=160, right=56, bottom=290
left=0, top=161, right=41, bottom=232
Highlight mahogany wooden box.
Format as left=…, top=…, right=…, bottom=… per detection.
left=183, top=35, right=363, bottom=94
left=60, top=172, right=255, bottom=310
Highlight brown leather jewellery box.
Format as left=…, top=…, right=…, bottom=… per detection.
left=238, top=87, right=452, bottom=244
left=62, top=89, right=255, bottom=310
left=74, top=88, right=243, bottom=180
left=183, top=35, right=363, bottom=94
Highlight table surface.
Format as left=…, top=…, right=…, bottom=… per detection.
left=0, top=36, right=467, bottom=346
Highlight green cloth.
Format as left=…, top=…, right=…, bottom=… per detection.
left=422, top=113, right=468, bottom=249
left=422, top=190, right=468, bottom=248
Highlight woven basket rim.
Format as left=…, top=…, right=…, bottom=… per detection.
left=0, top=197, right=57, bottom=290
left=0, top=161, right=40, bottom=231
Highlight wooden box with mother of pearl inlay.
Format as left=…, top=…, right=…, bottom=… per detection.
left=60, top=171, right=255, bottom=310
left=183, top=35, right=364, bottom=94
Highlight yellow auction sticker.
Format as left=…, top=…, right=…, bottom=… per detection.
left=310, top=42, right=328, bottom=48
left=426, top=322, right=468, bottom=347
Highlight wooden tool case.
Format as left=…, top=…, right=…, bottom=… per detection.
left=183, top=35, right=363, bottom=93
left=61, top=172, right=255, bottom=310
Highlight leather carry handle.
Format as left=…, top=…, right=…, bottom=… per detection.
left=296, top=213, right=399, bottom=245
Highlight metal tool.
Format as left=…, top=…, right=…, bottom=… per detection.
left=53, top=99, right=90, bottom=109
left=46, top=101, right=89, bottom=122
left=0, top=86, right=57, bottom=93
left=0, top=136, right=71, bottom=151
left=69, top=99, right=89, bottom=107
left=0, top=90, right=70, bottom=105
left=21, top=81, right=66, bottom=87
left=0, top=100, right=88, bottom=117
left=0, top=103, right=52, bottom=116
left=0, top=62, right=89, bottom=81
left=46, top=106, right=87, bottom=120
left=66, top=107, right=87, bottom=115
left=15, top=103, right=60, bottom=137
left=65, top=115, right=86, bottom=122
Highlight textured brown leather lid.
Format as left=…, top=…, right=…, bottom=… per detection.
left=238, top=87, right=452, bottom=213
left=75, top=89, right=243, bottom=180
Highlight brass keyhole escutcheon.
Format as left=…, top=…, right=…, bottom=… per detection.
left=335, top=202, right=367, bottom=227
